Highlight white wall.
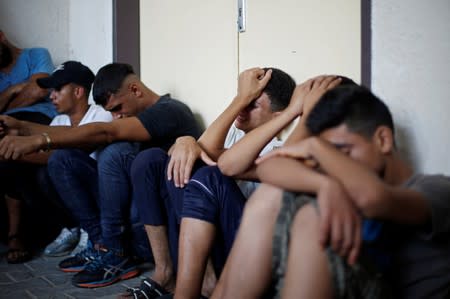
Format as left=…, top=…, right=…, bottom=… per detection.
left=2, top=0, right=449, bottom=175
left=0, top=0, right=113, bottom=81
left=372, top=0, right=450, bottom=175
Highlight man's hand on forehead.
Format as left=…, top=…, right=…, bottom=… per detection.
left=236, top=68, right=272, bottom=106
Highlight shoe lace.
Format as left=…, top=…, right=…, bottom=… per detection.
left=84, top=256, right=105, bottom=272
left=84, top=249, right=113, bottom=272
left=74, top=246, right=97, bottom=261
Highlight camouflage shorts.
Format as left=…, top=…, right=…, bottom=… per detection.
left=272, top=191, right=392, bottom=299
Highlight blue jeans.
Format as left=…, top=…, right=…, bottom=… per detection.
left=48, top=142, right=151, bottom=258
left=48, top=149, right=101, bottom=244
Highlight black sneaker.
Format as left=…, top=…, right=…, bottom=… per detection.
left=58, top=242, right=97, bottom=273
left=119, top=278, right=169, bottom=299
left=72, top=247, right=139, bottom=288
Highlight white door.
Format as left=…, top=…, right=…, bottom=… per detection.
left=140, top=1, right=238, bottom=128
left=140, top=1, right=361, bottom=127
left=239, top=0, right=361, bottom=83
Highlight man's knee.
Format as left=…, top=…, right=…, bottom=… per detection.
left=97, top=142, right=139, bottom=172
left=191, top=165, right=222, bottom=181
left=131, top=147, right=167, bottom=180
left=291, top=204, right=320, bottom=237
left=246, top=183, right=283, bottom=211
left=98, top=142, right=132, bottom=163
left=47, top=149, right=80, bottom=173
left=183, top=167, right=222, bottom=224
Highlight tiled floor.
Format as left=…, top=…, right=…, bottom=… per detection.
left=0, top=243, right=154, bottom=299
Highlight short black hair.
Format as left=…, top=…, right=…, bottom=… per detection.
left=93, top=63, right=135, bottom=106
left=306, top=85, right=394, bottom=139
left=262, top=67, right=296, bottom=112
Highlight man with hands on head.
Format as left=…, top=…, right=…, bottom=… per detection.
left=208, top=74, right=354, bottom=299
left=121, top=67, right=295, bottom=299
left=212, top=84, right=450, bottom=299
left=172, top=67, right=296, bottom=299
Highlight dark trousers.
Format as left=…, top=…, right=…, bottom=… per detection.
left=131, top=147, right=204, bottom=270
left=183, top=166, right=247, bottom=275
left=47, top=144, right=152, bottom=260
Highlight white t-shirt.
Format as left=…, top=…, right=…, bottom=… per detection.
left=224, top=125, right=283, bottom=198
left=49, top=105, right=113, bottom=159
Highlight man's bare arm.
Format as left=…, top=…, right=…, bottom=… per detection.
left=0, top=116, right=150, bottom=160
left=4, top=73, right=50, bottom=110
left=219, top=76, right=342, bottom=180
left=256, top=156, right=363, bottom=264
left=306, top=137, right=429, bottom=223
left=0, top=83, right=25, bottom=112
left=256, top=156, right=327, bottom=193
left=218, top=93, right=299, bottom=178
left=0, top=114, right=74, bottom=136
left=167, top=68, right=272, bottom=187
left=198, top=68, right=272, bottom=161
left=218, top=111, right=296, bottom=178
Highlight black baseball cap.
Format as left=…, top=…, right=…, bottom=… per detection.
left=37, top=60, right=95, bottom=90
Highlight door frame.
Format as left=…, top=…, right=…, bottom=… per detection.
left=113, top=0, right=140, bottom=76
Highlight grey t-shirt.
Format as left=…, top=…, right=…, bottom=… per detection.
left=389, top=174, right=450, bottom=299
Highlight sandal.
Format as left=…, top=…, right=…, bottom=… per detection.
left=7, top=234, right=32, bottom=264
left=119, top=278, right=169, bottom=299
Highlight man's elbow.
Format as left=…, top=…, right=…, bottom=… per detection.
left=356, top=188, right=388, bottom=218
left=217, top=157, right=239, bottom=177
left=255, top=160, right=271, bottom=182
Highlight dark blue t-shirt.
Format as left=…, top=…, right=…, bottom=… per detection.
left=136, top=94, right=200, bottom=151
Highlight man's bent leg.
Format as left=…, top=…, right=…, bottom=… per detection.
left=48, top=149, right=101, bottom=244
left=71, top=142, right=141, bottom=288
left=212, top=184, right=283, bottom=299
left=48, top=149, right=102, bottom=273
left=275, top=194, right=391, bottom=299
left=281, top=204, right=333, bottom=299
left=131, top=148, right=175, bottom=291
left=176, top=166, right=246, bottom=299
left=97, top=142, right=140, bottom=253
left=176, top=218, right=216, bottom=299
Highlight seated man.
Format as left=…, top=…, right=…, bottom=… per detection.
left=123, top=67, right=296, bottom=299
left=211, top=85, right=450, bottom=299
left=0, top=63, right=201, bottom=288
left=0, top=60, right=111, bottom=263
left=0, top=29, right=56, bottom=256
left=37, top=61, right=113, bottom=257
left=0, top=29, right=57, bottom=122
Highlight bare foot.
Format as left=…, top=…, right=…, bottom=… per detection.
left=7, top=234, right=31, bottom=264
left=151, top=267, right=176, bottom=292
